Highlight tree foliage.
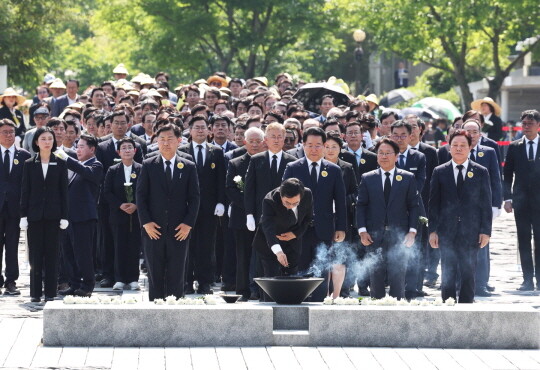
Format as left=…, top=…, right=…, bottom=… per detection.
left=358, top=0, right=540, bottom=107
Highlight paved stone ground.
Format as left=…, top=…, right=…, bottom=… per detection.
left=0, top=211, right=539, bottom=369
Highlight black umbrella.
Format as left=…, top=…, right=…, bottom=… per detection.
left=380, top=88, right=416, bottom=107
left=292, top=83, right=350, bottom=114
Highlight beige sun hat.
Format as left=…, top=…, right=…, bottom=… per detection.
left=0, top=87, right=26, bottom=106
left=113, top=63, right=129, bottom=75
left=471, top=97, right=501, bottom=116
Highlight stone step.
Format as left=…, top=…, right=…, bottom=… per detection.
left=273, top=330, right=310, bottom=346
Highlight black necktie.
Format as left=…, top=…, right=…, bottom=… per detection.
left=456, top=164, right=464, bottom=197
left=384, top=172, right=391, bottom=205
left=399, top=154, right=405, bottom=168
left=310, top=162, right=318, bottom=189
left=3, top=150, right=10, bottom=178
left=270, top=154, right=278, bottom=178
left=165, top=160, right=172, bottom=187
left=528, top=141, right=534, bottom=161
left=470, top=149, right=476, bottom=162
left=197, top=144, right=204, bottom=169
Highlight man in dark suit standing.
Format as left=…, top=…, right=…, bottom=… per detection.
left=357, top=138, right=420, bottom=300
left=51, top=80, right=80, bottom=117
left=503, top=109, right=540, bottom=291
left=96, top=111, right=144, bottom=287
left=429, top=130, right=492, bottom=303
left=390, top=120, right=427, bottom=299
left=55, top=134, right=103, bottom=297
left=103, top=138, right=143, bottom=291
left=0, top=119, right=31, bottom=295
left=137, top=124, right=200, bottom=300
left=253, top=178, right=313, bottom=301
left=226, top=127, right=266, bottom=301
left=179, top=115, right=226, bottom=294
left=283, top=127, right=347, bottom=301
left=462, top=119, right=502, bottom=296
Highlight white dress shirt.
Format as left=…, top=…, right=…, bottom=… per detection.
left=306, top=158, right=323, bottom=178
left=191, top=141, right=207, bottom=166
left=451, top=159, right=469, bottom=184
left=524, top=134, right=539, bottom=160
left=123, top=164, right=133, bottom=184
left=161, top=156, right=175, bottom=173
left=268, top=150, right=283, bottom=169
left=1, top=145, right=15, bottom=172
left=271, top=206, right=298, bottom=255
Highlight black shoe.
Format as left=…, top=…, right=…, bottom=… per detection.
left=248, top=292, right=260, bottom=300
left=141, top=267, right=148, bottom=274
left=415, top=290, right=429, bottom=297
left=405, top=290, right=417, bottom=300
left=57, top=283, right=70, bottom=292
left=238, top=296, right=249, bottom=302
left=475, top=288, right=492, bottom=297
left=94, top=273, right=103, bottom=281
left=220, top=284, right=236, bottom=292
left=423, top=278, right=437, bottom=288
left=74, top=289, right=91, bottom=297
left=45, top=297, right=55, bottom=302
left=197, top=285, right=212, bottom=295
left=358, top=287, right=370, bottom=296
left=99, top=278, right=113, bottom=288
left=518, top=281, right=534, bottom=291
left=4, top=282, right=21, bottom=295
left=30, top=297, right=41, bottom=303
left=59, top=287, right=76, bottom=296
left=486, top=284, right=495, bottom=292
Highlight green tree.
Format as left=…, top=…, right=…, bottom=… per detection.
left=358, top=0, right=540, bottom=107
left=0, top=0, right=70, bottom=88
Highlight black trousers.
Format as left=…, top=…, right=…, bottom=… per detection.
left=57, top=229, right=69, bottom=285
left=405, top=224, right=425, bottom=293
left=187, top=209, right=217, bottom=288
left=514, top=206, right=540, bottom=282
left=219, top=216, right=236, bottom=286
left=234, top=228, right=254, bottom=297
left=440, top=232, right=479, bottom=304
left=28, top=220, right=60, bottom=298
left=98, top=204, right=115, bottom=280
left=112, top=219, right=141, bottom=284
left=260, top=255, right=299, bottom=302
left=0, top=216, right=20, bottom=286
left=63, top=220, right=96, bottom=292
left=300, top=226, right=331, bottom=302
left=144, top=226, right=189, bottom=301
left=367, top=230, right=408, bottom=300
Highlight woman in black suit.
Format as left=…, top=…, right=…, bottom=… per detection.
left=0, top=88, right=26, bottom=141
left=324, top=132, right=358, bottom=299
left=20, top=127, right=69, bottom=302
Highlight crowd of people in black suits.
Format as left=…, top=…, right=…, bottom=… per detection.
left=0, top=69, right=538, bottom=304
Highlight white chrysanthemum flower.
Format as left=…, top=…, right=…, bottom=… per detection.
left=333, top=297, right=346, bottom=305
left=420, top=300, right=430, bottom=306
left=409, top=299, right=421, bottom=306
left=63, top=296, right=76, bottom=304
left=323, top=297, right=334, bottom=305
left=444, top=297, right=456, bottom=306
left=433, top=297, right=443, bottom=306
left=154, top=299, right=165, bottom=305
left=165, top=295, right=177, bottom=305
left=233, top=175, right=242, bottom=182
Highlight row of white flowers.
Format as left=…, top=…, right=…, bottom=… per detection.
left=323, top=296, right=456, bottom=306
left=63, top=294, right=221, bottom=305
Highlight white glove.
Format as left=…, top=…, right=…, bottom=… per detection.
left=53, top=148, right=69, bottom=160
left=59, top=219, right=69, bottom=229
left=19, top=217, right=28, bottom=231
left=228, top=205, right=232, bottom=218
left=214, top=203, right=225, bottom=217
left=363, top=132, right=373, bottom=149
left=246, top=214, right=256, bottom=231
left=492, top=207, right=501, bottom=220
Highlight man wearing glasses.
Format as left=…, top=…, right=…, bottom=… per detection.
left=0, top=119, right=31, bottom=295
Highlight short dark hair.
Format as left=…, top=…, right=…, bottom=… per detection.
left=325, top=132, right=343, bottom=148
left=448, top=129, right=472, bottom=146
left=462, top=119, right=481, bottom=130
left=0, top=119, right=16, bottom=129
left=32, top=127, right=58, bottom=153
left=90, top=87, right=104, bottom=98
left=390, top=120, right=412, bottom=135
left=380, top=111, right=399, bottom=122
left=320, top=94, right=335, bottom=105
left=65, top=120, right=80, bottom=134
left=67, top=79, right=80, bottom=87
left=209, top=114, right=232, bottom=127
left=462, top=110, right=485, bottom=125
left=47, top=117, right=67, bottom=130
left=374, top=137, right=399, bottom=154
left=155, top=72, right=170, bottom=81
left=264, top=111, right=284, bottom=124
left=280, top=178, right=305, bottom=199
left=116, top=137, right=136, bottom=151
left=302, top=126, right=326, bottom=144
left=520, top=109, right=540, bottom=122
left=111, top=110, right=130, bottom=122
left=155, top=123, right=181, bottom=138
left=322, top=118, right=344, bottom=133
left=79, top=134, right=98, bottom=150
left=189, top=115, right=209, bottom=128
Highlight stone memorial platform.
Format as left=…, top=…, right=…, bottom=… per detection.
left=43, top=302, right=540, bottom=349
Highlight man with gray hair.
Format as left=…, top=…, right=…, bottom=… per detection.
left=226, top=127, right=265, bottom=301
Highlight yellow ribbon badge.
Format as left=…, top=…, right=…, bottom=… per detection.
left=478, top=152, right=484, bottom=158
left=321, top=170, right=328, bottom=177
left=467, top=171, right=474, bottom=178
left=13, top=159, right=19, bottom=165
left=360, top=158, right=366, bottom=164
left=211, top=162, right=216, bottom=169
left=177, top=162, right=184, bottom=169
left=130, top=173, right=137, bottom=179
left=396, top=175, right=402, bottom=181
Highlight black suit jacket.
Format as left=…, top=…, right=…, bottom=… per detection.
left=104, top=162, right=142, bottom=224
left=51, top=94, right=78, bottom=117
left=253, top=188, right=313, bottom=263
left=244, top=151, right=297, bottom=222
left=413, top=143, right=438, bottom=211
left=485, top=114, right=503, bottom=142
left=99, top=133, right=148, bottom=154
left=0, top=106, right=25, bottom=138
left=503, top=137, right=540, bottom=209
left=66, top=157, right=103, bottom=222
left=130, top=124, right=146, bottom=137
left=396, top=149, right=426, bottom=192
left=480, top=136, right=502, bottom=172
left=345, top=147, right=378, bottom=183
left=0, top=147, right=31, bottom=218
left=145, top=149, right=194, bottom=162
left=179, top=143, right=226, bottom=211
left=286, top=145, right=304, bottom=159
left=337, top=159, right=358, bottom=229
left=20, top=154, right=69, bottom=221
left=225, top=146, right=247, bottom=161
left=356, top=168, right=420, bottom=243
left=429, top=161, right=492, bottom=242
left=226, top=153, right=251, bottom=230
left=283, top=158, right=347, bottom=242
left=96, top=138, right=144, bottom=175
left=136, top=155, right=200, bottom=230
